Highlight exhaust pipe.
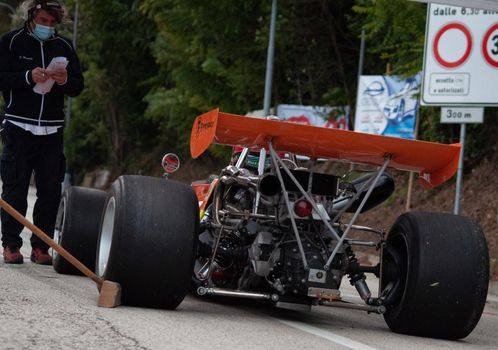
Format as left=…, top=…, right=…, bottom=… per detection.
left=258, top=174, right=281, bottom=197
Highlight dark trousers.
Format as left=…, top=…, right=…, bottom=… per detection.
left=1, top=122, right=65, bottom=250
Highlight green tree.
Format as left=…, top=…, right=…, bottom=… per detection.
left=1, top=0, right=24, bottom=122
left=141, top=0, right=270, bottom=156
left=353, top=0, right=497, bottom=162
left=352, top=0, right=426, bottom=76
left=277, top=0, right=359, bottom=107
left=0, top=1, right=18, bottom=34
left=141, top=0, right=361, bottom=156
left=66, top=0, right=160, bottom=178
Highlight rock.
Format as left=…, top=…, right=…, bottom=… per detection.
left=80, top=173, right=94, bottom=188
left=93, top=169, right=111, bottom=189
left=80, top=169, right=111, bottom=189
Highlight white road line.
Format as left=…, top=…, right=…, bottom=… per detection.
left=277, top=319, right=378, bottom=350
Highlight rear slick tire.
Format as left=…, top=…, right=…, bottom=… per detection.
left=96, top=175, right=198, bottom=309
left=53, top=186, right=107, bottom=275
left=382, top=212, right=489, bottom=339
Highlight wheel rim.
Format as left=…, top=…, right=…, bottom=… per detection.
left=382, top=231, right=409, bottom=308
left=52, top=197, right=67, bottom=259
left=97, top=197, right=115, bottom=277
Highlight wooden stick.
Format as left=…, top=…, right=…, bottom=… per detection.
left=0, top=198, right=104, bottom=286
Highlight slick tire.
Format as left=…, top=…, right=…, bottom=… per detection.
left=96, top=175, right=198, bottom=309
left=381, top=212, right=489, bottom=339
left=53, top=186, right=107, bottom=275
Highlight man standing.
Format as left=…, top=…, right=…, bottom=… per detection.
left=0, top=0, right=83, bottom=264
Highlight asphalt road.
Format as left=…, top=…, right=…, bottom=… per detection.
left=1, top=261, right=498, bottom=350
left=1, top=185, right=497, bottom=349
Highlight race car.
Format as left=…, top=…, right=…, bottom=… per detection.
left=52, top=109, right=489, bottom=340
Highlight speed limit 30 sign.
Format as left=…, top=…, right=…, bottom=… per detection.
left=422, top=5, right=498, bottom=105
left=482, top=23, right=498, bottom=67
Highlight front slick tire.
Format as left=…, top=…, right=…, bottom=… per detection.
left=97, top=175, right=198, bottom=309
left=382, top=212, right=489, bottom=340
left=53, top=186, right=107, bottom=275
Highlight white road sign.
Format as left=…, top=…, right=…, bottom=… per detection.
left=422, top=4, right=498, bottom=105
left=412, top=1, right=498, bottom=12
left=440, top=107, right=484, bottom=123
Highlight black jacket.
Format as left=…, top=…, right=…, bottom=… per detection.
left=0, top=26, right=84, bottom=127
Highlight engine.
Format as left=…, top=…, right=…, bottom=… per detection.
left=194, top=165, right=347, bottom=300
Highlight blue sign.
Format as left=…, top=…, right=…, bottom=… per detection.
left=355, top=74, right=421, bottom=139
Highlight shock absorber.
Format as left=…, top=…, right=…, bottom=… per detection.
left=214, top=234, right=246, bottom=268
left=345, top=245, right=372, bottom=303
left=197, top=229, right=247, bottom=281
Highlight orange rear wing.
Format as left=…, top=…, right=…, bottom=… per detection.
left=190, top=109, right=460, bottom=189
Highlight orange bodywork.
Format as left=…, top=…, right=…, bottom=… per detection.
left=192, top=179, right=219, bottom=215
left=192, top=183, right=211, bottom=204
left=190, top=109, right=461, bottom=190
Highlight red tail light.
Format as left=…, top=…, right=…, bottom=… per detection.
left=294, top=198, right=313, bottom=217
left=211, top=270, right=225, bottom=281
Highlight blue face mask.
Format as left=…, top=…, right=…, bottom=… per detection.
left=33, top=24, right=55, bottom=41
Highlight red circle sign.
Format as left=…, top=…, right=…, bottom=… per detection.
left=162, top=153, right=180, bottom=173
left=482, top=23, right=498, bottom=68
left=433, top=23, right=473, bottom=69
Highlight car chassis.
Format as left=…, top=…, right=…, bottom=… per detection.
left=194, top=141, right=391, bottom=314
left=53, top=109, right=489, bottom=340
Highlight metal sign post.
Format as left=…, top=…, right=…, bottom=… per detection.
left=454, top=123, right=465, bottom=215
left=440, top=107, right=484, bottom=214
left=405, top=114, right=420, bottom=212
left=263, top=0, right=277, bottom=117
left=354, top=29, right=366, bottom=129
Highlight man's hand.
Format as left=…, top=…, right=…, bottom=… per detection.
left=31, top=67, right=49, bottom=84
left=49, top=68, right=67, bottom=85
